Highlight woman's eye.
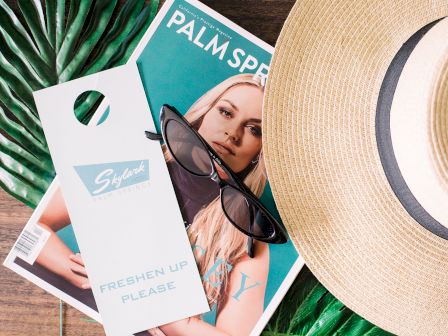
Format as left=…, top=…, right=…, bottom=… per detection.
left=248, top=125, right=262, bottom=137
left=219, top=108, right=232, bottom=118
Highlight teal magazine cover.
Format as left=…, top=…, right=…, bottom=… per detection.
left=4, top=1, right=303, bottom=335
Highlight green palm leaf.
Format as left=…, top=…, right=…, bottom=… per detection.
left=0, top=0, right=159, bottom=209
left=262, top=266, right=394, bottom=336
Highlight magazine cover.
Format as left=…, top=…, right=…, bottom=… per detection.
left=4, top=0, right=304, bottom=335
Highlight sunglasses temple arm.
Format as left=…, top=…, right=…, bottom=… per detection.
left=145, top=130, right=163, bottom=141
left=145, top=131, right=200, bottom=145
left=246, top=236, right=254, bottom=258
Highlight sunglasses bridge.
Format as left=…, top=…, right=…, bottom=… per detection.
left=208, top=149, right=229, bottom=187
left=210, top=171, right=220, bottom=184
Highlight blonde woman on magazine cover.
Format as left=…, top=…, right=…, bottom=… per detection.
left=157, top=73, right=269, bottom=336
left=35, top=74, right=270, bottom=336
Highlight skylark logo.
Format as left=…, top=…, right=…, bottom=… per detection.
left=74, top=160, right=150, bottom=196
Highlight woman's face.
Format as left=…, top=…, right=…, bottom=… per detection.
left=198, top=84, right=263, bottom=173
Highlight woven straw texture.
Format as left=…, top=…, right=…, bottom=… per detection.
left=263, top=1, right=448, bottom=335
left=431, top=59, right=448, bottom=189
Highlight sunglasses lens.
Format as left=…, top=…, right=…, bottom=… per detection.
left=165, top=119, right=213, bottom=176
left=221, top=187, right=275, bottom=239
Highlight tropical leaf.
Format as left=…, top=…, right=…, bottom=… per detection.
left=0, top=0, right=160, bottom=208
left=262, top=266, right=394, bottom=336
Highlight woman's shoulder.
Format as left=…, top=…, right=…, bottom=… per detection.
left=232, top=241, right=269, bottom=277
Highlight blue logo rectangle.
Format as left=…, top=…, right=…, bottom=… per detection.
left=74, top=160, right=150, bottom=196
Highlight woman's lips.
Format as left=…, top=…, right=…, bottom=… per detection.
left=212, top=141, right=235, bottom=156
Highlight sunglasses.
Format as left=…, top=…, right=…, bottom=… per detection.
left=145, top=105, right=287, bottom=257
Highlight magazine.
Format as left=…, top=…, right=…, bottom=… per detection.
left=4, top=0, right=304, bottom=335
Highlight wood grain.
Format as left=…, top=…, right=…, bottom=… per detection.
left=0, top=1, right=294, bottom=335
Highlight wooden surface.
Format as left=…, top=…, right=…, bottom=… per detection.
left=0, top=1, right=295, bottom=335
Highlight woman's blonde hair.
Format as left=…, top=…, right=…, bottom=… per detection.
left=164, top=73, right=267, bottom=315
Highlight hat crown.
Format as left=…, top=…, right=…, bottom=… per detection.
left=431, top=58, right=448, bottom=187
left=388, top=18, right=448, bottom=231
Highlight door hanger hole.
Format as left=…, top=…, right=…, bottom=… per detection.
left=73, top=90, right=110, bottom=126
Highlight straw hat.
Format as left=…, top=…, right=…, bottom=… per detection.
left=263, top=1, right=448, bottom=335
